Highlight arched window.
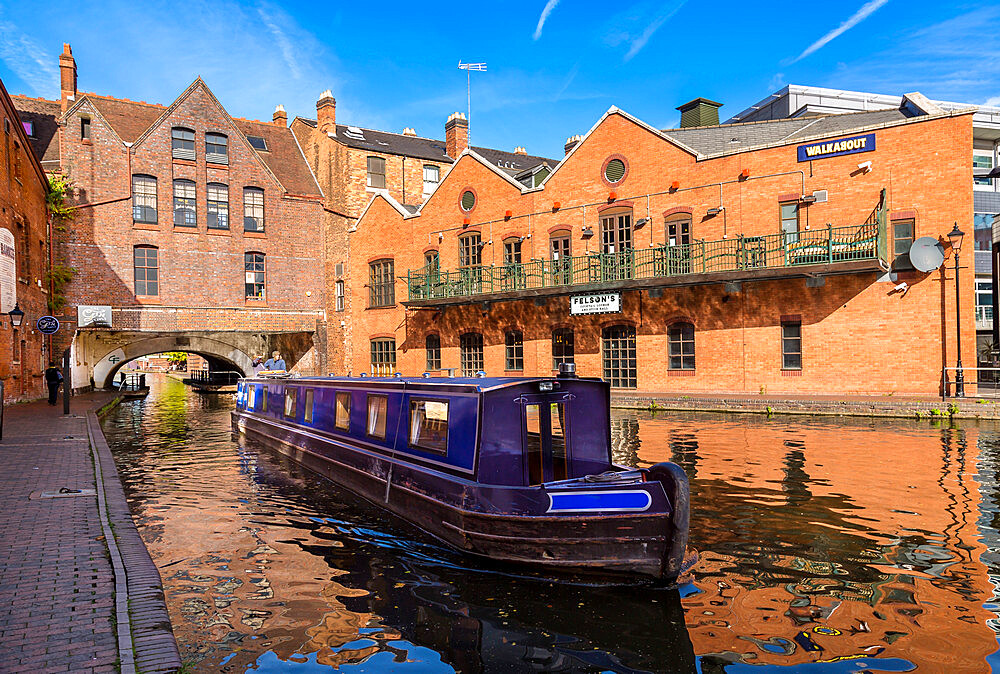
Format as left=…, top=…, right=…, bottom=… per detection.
left=133, top=246, right=158, bottom=296
left=207, top=183, right=229, bottom=229
left=368, top=258, right=395, bottom=307
left=171, top=127, right=195, bottom=160
left=173, top=179, right=196, bottom=226
left=602, top=324, right=636, bottom=388
left=552, top=328, right=574, bottom=369
left=665, top=213, right=693, bottom=274
left=205, top=132, right=228, bottom=164
left=458, top=233, right=482, bottom=294
left=244, top=187, right=265, bottom=232
left=425, top=334, right=441, bottom=371
left=668, top=322, right=695, bottom=370
left=132, top=175, right=157, bottom=224
left=460, top=332, right=484, bottom=377
left=550, top=230, right=572, bottom=285
left=370, top=338, right=396, bottom=376
left=505, top=330, right=523, bottom=371
left=599, top=208, right=633, bottom=280
left=502, top=238, right=524, bottom=290
left=245, top=252, right=265, bottom=300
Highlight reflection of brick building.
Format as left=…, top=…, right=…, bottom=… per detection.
left=291, top=97, right=553, bottom=374
left=0, top=79, right=50, bottom=402
left=13, top=45, right=326, bottom=384
left=350, top=97, right=975, bottom=395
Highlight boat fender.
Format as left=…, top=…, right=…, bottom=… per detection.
left=646, top=461, right=690, bottom=580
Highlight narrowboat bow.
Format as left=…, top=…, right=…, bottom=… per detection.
left=231, top=368, right=691, bottom=580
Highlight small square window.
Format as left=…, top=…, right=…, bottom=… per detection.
left=335, top=392, right=351, bottom=430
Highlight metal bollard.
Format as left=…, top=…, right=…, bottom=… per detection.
left=0, top=379, right=5, bottom=442
left=62, top=348, right=71, bottom=415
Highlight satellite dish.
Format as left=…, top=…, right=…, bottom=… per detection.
left=908, top=236, right=945, bottom=272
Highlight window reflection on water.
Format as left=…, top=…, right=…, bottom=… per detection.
left=101, top=376, right=1000, bottom=671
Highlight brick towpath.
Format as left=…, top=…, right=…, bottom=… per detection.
left=0, top=393, right=180, bottom=673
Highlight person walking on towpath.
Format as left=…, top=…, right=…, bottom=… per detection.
left=43, top=361, right=62, bottom=405
left=264, top=351, right=286, bottom=371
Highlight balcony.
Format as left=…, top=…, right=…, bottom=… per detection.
left=405, top=223, right=887, bottom=307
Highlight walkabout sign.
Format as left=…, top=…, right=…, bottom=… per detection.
left=570, top=292, right=621, bottom=315
left=797, top=133, right=875, bottom=162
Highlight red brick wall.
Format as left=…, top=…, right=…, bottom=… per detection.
left=347, top=111, right=976, bottom=395
left=1, top=91, right=50, bottom=402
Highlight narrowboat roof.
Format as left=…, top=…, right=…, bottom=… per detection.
left=248, top=375, right=582, bottom=392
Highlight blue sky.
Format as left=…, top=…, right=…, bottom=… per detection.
left=1, top=0, right=998, bottom=159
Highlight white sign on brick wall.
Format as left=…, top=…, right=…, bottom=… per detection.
left=0, top=228, right=15, bottom=314
left=78, top=305, right=113, bottom=328
left=569, top=291, right=621, bottom=315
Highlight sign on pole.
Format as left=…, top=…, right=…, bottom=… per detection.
left=36, top=316, right=60, bottom=335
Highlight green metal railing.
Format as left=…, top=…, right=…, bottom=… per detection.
left=407, top=223, right=883, bottom=302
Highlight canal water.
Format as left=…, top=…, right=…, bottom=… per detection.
left=101, top=375, right=1000, bottom=672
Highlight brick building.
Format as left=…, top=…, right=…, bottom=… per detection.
left=348, top=96, right=975, bottom=395
left=13, top=45, right=326, bottom=387
left=290, top=96, right=553, bottom=374
left=0, top=78, right=51, bottom=402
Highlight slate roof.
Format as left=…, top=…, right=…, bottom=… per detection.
left=10, top=95, right=61, bottom=167
left=297, top=118, right=557, bottom=177
left=661, top=108, right=914, bottom=157
left=12, top=92, right=321, bottom=197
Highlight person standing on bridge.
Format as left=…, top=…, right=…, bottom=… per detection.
left=44, top=362, right=63, bottom=405
left=264, top=351, right=286, bottom=372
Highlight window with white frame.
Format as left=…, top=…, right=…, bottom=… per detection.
left=423, top=165, right=439, bottom=197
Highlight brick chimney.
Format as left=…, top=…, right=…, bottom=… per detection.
left=445, top=112, right=468, bottom=158
left=676, top=97, right=722, bottom=128
left=514, top=146, right=527, bottom=156
left=317, top=90, right=336, bottom=133
left=402, top=127, right=417, bottom=136
left=273, top=104, right=287, bottom=127
left=564, top=135, right=582, bottom=154
left=59, top=43, right=77, bottom=113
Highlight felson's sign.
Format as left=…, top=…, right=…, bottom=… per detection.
left=570, top=292, right=621, bottom=315
left=797, top=133, right=875, bottom=162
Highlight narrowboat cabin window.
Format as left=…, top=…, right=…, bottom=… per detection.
left=248, top=385, right=256, bottom=410
left=367, top=395, right=388, bottom=439
left=284, top=388, right=297, bottom=418
left=524, top=403, right=569, bottom=485
left=335, top=392, right=351, bottom=430
left=261, top=386, right=268, bottom=412
left=304, top=389, right=315, bottom=423
left=409, top=400, right=449, bottom=454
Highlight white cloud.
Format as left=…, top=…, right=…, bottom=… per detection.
left=602, top=0, right=687, bottom=63
left=791, top=0, right=889, bottom=64
left=0, top=19, right=58, bottom=96
left=984, top=96, right=1000, bottom=108
left=258, top=3, right=301, bottom=80
left=533, top=0, right=561, bottom=40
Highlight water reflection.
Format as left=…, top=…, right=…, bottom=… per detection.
left=102, top=377, right=1000, bottom=672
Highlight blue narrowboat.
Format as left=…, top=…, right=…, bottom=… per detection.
left=231, top=367, right=691, bottom=580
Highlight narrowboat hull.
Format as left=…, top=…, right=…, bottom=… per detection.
left=232, top=408, right=689, bottom=580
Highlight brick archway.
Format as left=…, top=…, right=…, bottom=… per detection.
left=93, top=335, right=254, bottom=389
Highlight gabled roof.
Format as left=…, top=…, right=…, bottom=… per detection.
left=10, top=95, right=61, bottom=167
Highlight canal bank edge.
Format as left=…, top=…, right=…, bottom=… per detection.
left=611, top=393, right=1000, bottom=420
left=87, top=397, right=182, bottom=674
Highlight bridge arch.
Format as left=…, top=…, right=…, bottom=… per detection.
left=94, top=335, right=253, bottom=389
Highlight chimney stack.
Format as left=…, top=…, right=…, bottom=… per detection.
left=564, top=135, right=582, bottom=155
left=402, top=127, right=417, bottom=136
left=676, top=97, right=722, bottom=128
left=514, top=146, right=527, bottom=156
left=317, top=90, right=336, bottom=133
left=445, top=112, right=468, bottom=158
left=59, top=43, right=77, bottom=113
left=273, top=104, right=287, bottom=127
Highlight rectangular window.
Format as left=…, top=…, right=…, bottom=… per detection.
left=367, top=394, right=388, bottom=439
left=460, top=333, right=484, bottom=377
left=426, top=334, right=441, bottom=371
left=459, top=233, right=482, bottom=267
left=207, top=183, right=229, bottom=229
left=245, top=252, right=265, bottom=300
left=304, top=389, right=315, bottom=423
left=668, top=323, right=695, bottom=370
left=284, top=388, right=297, bottom=418
left=505, top=330, right=523, bottom=371
left=335, top=392, right=351, bottom=430
left=368, top=259, right=395, bottom=307
left=173, top=180, right=196, bottom=226
left=367, top=156, right=386, bottom=189
left=261, top=386, right=268, bottom=412
left=602, top=325, right=637, bottom=388
left=550, top=234, right=571, bottom=285
left=782, top=322, right=802, bottom=370
left=132, top=175, right=157, bottom=224
left=134, top=247, right=159, bottom=296
left=423, top=165, right=439, bottom=197
left=974, top=153, right=994, bottom=187
left=892, top=219, right=914, bottom=269
left=22, top=121, right=34, bottom=138
left=370, top=338, right=396, bottom=375
left=248, top=385, right=257, bottom=410
left=409, top=400, right=449, bottom=454
left=171, top=127, right=194, bottom=160
left=206, top=132, right=228, bottom=164
left=81, top=117, right=91, bottom=140
left=244, top=187, right=265, bottom=232
left=552, top=328, right=574, bottom=369
left=780, top=202, right=799, bottom=243
left=335, top=280, right=345, bottom=311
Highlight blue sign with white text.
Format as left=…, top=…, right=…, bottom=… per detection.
left=36, top=315, right=59, bottom=334
left=797, top=133, right=875, bottom=162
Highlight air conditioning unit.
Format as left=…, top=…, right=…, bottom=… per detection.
left=812, top=190, right=828, bottom=203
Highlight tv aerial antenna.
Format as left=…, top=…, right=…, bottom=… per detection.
left=458, top=61, right=487, bottom=144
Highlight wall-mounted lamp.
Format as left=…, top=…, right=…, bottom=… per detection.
left=8, top=303, right=24, bottom=327
left=706, top=206, right=724, bottom=217
left=504, top=210, right=512, bottom=220
left=739, top=168, right=750, bottom=180
left=608, top=191, right=617, bottom=202
left=462, top=217, right=471, bottom=226
left=552, top=201, right=561, bottom=211
left=799, top=194, right=817, bottom=204
left=670, top=181, right=680, bottom=191
left=581, top=226, right=594, bottom=238
left=634, top=217, right=650, bottom=229
left=438, top=232, right=444, bottom=243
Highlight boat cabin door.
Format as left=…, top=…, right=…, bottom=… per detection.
left=518, top=394, right=570, bottom=485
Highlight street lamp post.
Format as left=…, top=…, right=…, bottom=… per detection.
left=948, top=223, right=966, bottom=398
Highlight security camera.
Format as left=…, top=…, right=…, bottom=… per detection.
left=858, top=161, right=872, bottom=172
left=893, top=281, right=908, bottom=293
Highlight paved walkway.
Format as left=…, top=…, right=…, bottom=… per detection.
left=0, top=393, right=180, bottom=673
